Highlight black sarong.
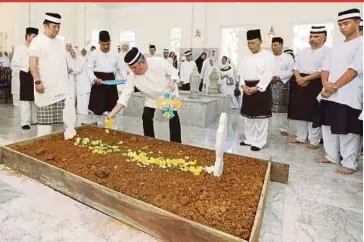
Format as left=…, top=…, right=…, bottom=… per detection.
left=240, top=80, right=272, bottom=119
left=287, top=74, right=322, bottom=122
left=88, top=72, right=118, bottom=115
left=313, top=99, right=363, bottom=135
left=19, top=71, right=35, bottom=101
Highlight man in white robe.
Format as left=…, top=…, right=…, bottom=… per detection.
left=239, top=29, right=274, bottom=151
left=270, top=37, right=294, bottom=136
left=10, top=65, right=20, bottom=107
left=288, top=26, right=331, bottom=150
left=179, top=50, right=197, bottom=91
left=163, top=49, right=174, bottom=66
left=87, top=30, right=127, bottom=125
left=107, top=47, right=182, bottom=143
left=66, top=48, right=78, bottom=100
left=314, top=8, right=363, bottom=175
left=12, top=27, right=39, bottom=129
left=29, top=12, right=76, bottom=139
left=67, top=48, right=90, bottom=116
left=118, top=41, right=130, bottom=93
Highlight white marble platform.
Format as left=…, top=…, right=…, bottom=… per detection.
left=0, top=104, right=362, bottom=242
left=122, top=91, right=230, bottom=128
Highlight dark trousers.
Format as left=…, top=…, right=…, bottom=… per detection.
left=142, top=107, right=182, bottom=143
left=179, top=83, right=190, bottom=91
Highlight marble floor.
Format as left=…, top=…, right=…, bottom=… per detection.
left=0, top=104, right=362, bottom=242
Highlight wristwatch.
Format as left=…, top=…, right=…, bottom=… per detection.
left=34, top=80, right=42, bottom=85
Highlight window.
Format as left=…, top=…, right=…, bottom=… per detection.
left=292, top=23, right=334, bottom=54
left=170, top=27, right=182, bottom=54
left=221, top=27, right=250, bottom=68
left=119, top=31, right=136, bottom=47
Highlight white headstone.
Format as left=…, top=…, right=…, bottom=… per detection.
left=189, top=67, right=201, bottom=99
left=205, top=112, right=228, bottom=177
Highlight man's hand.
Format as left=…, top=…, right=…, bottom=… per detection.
left=323, top=81, right=337, bottom=94
left=107, top=103, right=124, bottom=120
left=321, top=91, right=331, bottom=98
left=249, top=86, right=259, bottom=94
left=272, top=76, right=280, bottom=84
left=95, top=78, right=103, bottom=85
left=241, top=85, right=251, bottom=95
left=35, top=83, right=44, bottom=93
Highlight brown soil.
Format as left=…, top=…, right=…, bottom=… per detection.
left=10, top=126, right=268, bottom=240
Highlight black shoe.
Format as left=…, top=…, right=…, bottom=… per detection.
left=22, top=125, right=31, bottom=130
left=251, top=146, right=261, bottom=151
left=240, top=142, right=250, bottom=146
left=320, top=139, right=324, bottom=144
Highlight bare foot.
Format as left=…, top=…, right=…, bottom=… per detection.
left=288, top=139, right=304, bottom=144
left=335, top=167, right=355, bottom=175
left=306, top=144, right=319, bottom=150
left=280, top=131, right=289, bottom=136
left=313, top=157, right=333, bottom=164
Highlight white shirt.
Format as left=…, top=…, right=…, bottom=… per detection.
left=87, top=49, right=127, bottom=82
left=201, top=57, right=217, bottom=79
left=294, top=46, right=331, bottom=74
left=179, top=60, right=198, bottom=84
left=74, top=56, right=91, bottom=95
left=0, top=56, right=10, bottom=67
left=322, top=36, right=363, bottom=110
left=273, top=53, right=294, bottom=84
left=12, top=45, right=29, bottom=72
left=164, top=57, right=174, bottom=66
left=239, top=49, right=275, bottom=92
left=28, top=33, right=69, bottom=107
left=118, top=57, right=179, bottom=108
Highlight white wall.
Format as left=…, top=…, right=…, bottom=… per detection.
left=0, top=3, right=105, bottom=52
left=1, top=3, right=362, bottom=54
left=105, top=3, right=194, bottom=53
left=104, top=2, right=362, bottom=53
left=204, top=3, right=363, bottom=48
left=0, top=3, right=20, bottom=52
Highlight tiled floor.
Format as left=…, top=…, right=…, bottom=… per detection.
left=0, top=104, right=362, bottom=241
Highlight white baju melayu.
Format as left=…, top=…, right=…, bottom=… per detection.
left=319, top=36, right=363, bottom=170
left=164, top=57, right=174, bottom=66
left=202, top=62, right=219, bottom=93
left=291, top=46, right=331, bottom=146
left=69, top=55, right=91, bottom=115
left=239, top=49, right=274, bottom=149
left=28, top=33, right=75, bottom=138
left=271, top=53, right=294, bottom=133
left=10, top=67, right=20, bottom=107
left=12, top=45, right=37, bottom=126
left=118, top=57, right=182, bottom=142
left=66, top=54, right=77, bottom=99
left=117, top=51, right=130, bottom=93
left=220, top=64, right=239, bottom=109
left=179, top=60, right=197, bottom=85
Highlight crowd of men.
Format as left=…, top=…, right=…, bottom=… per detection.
left=7, top=7, right=363, bottom=176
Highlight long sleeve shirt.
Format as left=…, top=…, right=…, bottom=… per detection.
left=239, top=49, right=275, bottom=92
